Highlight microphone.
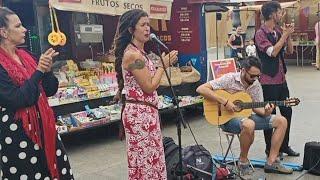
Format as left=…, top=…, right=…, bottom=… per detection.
left=149, top=33, right=169, bottom=51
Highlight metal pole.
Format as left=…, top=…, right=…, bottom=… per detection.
left=216, top=13, right=219, bottom=60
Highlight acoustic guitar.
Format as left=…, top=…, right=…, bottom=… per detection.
left=203, top=90, right=300, bottom=125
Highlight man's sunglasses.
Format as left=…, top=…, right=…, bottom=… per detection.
left=246, top=70, right=261, bottom=79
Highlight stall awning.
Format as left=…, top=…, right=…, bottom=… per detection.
left=235, top=1, right=299, bottom=11
left=187, top=0, right=270, bottom=4
left=50, top=0, right=173, bottom=20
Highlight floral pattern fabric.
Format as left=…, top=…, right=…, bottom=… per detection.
left=122, top=44, right=166, bottom=180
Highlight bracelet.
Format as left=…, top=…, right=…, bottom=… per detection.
left=223, top=100, right=229, bottom=106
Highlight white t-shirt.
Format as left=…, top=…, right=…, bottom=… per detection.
left=246, top=45, right=257, bottom=57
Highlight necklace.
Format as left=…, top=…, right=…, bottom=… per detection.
left=130, top=42, right=147, bottom=56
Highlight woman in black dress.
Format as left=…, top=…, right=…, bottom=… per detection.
left=228, top=26, right=244, bottom=59
left=0, top=7, right=73, bottom=180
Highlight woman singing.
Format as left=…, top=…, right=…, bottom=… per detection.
left=113, top=9, right=178, bottom=179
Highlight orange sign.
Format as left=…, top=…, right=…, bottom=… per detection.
left=210, top=58, right=237, bottom=79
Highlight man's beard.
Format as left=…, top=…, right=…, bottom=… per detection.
left=272, top=16, right=280, bottom=25
left=245, top=77, right=255, bottom=85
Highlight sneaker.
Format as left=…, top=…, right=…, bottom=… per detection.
left=238, top=161, right=253, bottom=179
left=264, top=162, right=293, bottom=174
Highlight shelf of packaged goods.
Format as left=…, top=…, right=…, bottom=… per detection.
left=159, top=101, right=203, bottom=112
left=52, top=82, right=202, bottom=116
left=58, top=101, right=203, bottom=135
left=51, top=95, right=116, bottom=116
left=49, top=93, right=116, bottom=107
left=59, top=117, right=121, bottom=135
left=52, top=81, right=201, bottom=108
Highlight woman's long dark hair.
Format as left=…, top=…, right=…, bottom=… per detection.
left=113, top=9, right=148, bottom=97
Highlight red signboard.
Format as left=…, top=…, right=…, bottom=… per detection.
left=150, top=5, right=167, bottom=14
left=147, top=0, right=202, bottom=54
left=169, top=0, right=201, bottom=54
left=210, top=58, right=237, bottom=79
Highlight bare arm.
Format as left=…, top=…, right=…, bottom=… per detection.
left=227, top=35, right=235, bottom=49
left=123, top=52, right=164, bottom=94
left=253, top=104, right=274, bottom=117
left=196, top=83, right=228, bottom=105
left=315, top=22, right=320, bottom=46
left=249, top=83, right=267, bottom=116
left=286, top=36, right=294, bottom=54
left=240, top=36, right=244, bottom=48
left=285, top=23, right=295, bottom=54
left=123, top=50, right=178, bottom=94
left=271, top=24, right=294, bottom=57
left=271, top=34, right=289, bottom=57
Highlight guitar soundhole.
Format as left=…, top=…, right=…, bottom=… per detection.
left=233, top=100, right=243, bottom=112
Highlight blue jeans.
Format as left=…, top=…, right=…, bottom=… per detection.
left=231, top=49, right=239, bottom=58
left=220, top=114, right=275, bottom=134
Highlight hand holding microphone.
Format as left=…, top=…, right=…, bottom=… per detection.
left=37, top=48, right=59, bottom=73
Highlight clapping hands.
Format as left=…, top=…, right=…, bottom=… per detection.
left=37, top=48, right=59, bottom=73
left=281, top=23, right=295, bottom=37
left=160, top=50, right=178, bottom=69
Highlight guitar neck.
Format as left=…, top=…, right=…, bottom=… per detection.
left=241, top=101, right=285, bottom=109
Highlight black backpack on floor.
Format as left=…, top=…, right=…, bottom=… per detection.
left=163, top=137, right=180, bottom=179
left=182, top=145, right=213, bottom=180
left=163, top=137, right=213, bottom=180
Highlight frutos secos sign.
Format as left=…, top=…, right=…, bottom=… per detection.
left=52, top=0, right=172, bottom=19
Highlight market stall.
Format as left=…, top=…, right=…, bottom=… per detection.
left=44, top=0, right=204, bottom=136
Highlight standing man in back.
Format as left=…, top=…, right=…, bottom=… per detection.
left=255, top=1, right=300, bottom=157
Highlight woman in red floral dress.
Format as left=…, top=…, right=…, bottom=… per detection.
left=113, top=9, right=178, bottom=179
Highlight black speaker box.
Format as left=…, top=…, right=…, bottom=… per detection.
left=303, top=141, right=320, bottom=175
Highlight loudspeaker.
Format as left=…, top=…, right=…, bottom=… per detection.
left=303, top=141, right=320, bottom=175
left=216, top=13, right=222, bottom=21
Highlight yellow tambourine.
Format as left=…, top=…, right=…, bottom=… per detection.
left=48, top=6, right=61, bottom=46
left=52, top=8, right=67, bottom=46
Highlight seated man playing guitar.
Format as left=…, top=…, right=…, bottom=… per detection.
left=196, top=56, right=293, bottom=176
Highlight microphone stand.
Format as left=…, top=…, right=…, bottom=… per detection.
left=155, top=43, right=187, bottom=180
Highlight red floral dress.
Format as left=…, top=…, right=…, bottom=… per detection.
left=122, top=44, right=167, bottom=180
